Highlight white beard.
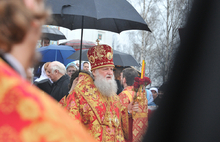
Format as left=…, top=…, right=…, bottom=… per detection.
left=94, top=71, right=117, bottom=97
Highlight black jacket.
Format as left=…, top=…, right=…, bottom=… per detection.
left=34, top=79, right=52, bottom=94
left=50, top=74, right=70, bottom=102
left=116, top=79, right=123, bottom=95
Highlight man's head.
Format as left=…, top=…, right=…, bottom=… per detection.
left=83, top=61, right=90, bottom=71
left=93, top=67, right=117, bottom=97
left=47, top=61, right=66, bottom=82
left=121, top=68, right=138, bottom=87
left=41, top=37, right=50, bottom=47
left=87, top=44, right=116, bottom=97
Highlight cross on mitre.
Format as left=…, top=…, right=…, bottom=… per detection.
left=96, top=39, right=100, bottom=45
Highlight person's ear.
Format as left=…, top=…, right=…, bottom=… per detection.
left=123, top=77, right=126, bottom=84
left=92, top=70, right=96, bottom=77
left=55, top=70, right=58, bottom=74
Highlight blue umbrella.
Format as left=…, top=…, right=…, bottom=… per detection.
left=37, top=45, right=75, bottom=65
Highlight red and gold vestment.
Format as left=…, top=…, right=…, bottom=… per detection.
left=61, top=72, right=129, bottom=142
left=0, top=59, right=96, bottom=142
left=119, top=86, right=148, bottom=142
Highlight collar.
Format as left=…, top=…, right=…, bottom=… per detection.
left=53, top=74, right=69, bottom=85
left=3, top=53, right=26, bottom=78
left=123, top=86, right=134, bottom=91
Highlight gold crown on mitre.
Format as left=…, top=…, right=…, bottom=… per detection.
left=87, top=39, right=114, bottom=71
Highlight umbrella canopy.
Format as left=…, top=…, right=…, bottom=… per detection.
left=68, top=49, right=140, bottom=67
left=59, top=39, right=96, bottom=50
left=37, top=45, right=75, bottom=65
left=46, top=0, right=151, bottom=33
left=42, top=27, right=66, bottom=41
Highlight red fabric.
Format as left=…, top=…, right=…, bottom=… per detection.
left=125, top=118, right=133, bottom=142
left=61, top=73, right=127, bottom=142
left=119, top=86, right=148, bottom=142
left=0, top=59, right=97, bottom=142
left=87, top=44, right=114, bottom=70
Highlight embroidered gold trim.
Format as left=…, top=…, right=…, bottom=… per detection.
left=91, top=64, right=115, bottom=71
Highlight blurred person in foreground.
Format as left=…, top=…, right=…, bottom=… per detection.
left=119, top=68, right=148, bottom=142
left=47, top=61, right=70, bottom=102
left=60, top=44, right=139, bottom=141
left=26, top=68, right=33, bottom=83
left=0, top=0, right=96, bottom=141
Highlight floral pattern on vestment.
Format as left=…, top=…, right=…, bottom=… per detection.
left=64, top=72, right=128, bottom=142
left=118, top=86, right=148, bottom=142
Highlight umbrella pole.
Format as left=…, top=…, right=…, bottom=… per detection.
left=79, top=16, right=84, bottom=72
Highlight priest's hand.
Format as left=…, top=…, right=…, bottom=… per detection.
left=69, top=77, right=79, bottom=93
left=132, top=102, right=139, bottom=112
left=128, top=101, right=139, bottom=113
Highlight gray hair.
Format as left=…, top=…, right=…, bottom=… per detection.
left=50, top=61, right=66, bottom=75
left=94, top=69, right=117, bottom=97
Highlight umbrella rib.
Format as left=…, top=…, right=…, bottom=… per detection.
left=112, top=19, right=120, bottom=33
left=58, top=50, right=64, bottom=62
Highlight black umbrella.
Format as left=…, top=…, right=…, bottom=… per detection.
left=42, top=27, right=66, bottom=41
left=46, top=0, right=151, bottom=32
left=46, top=0, right=150, bottom=70
left=67, top=49, right=140, bottom=67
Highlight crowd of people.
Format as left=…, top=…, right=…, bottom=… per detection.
left=0, top=0, right=165, bottom=141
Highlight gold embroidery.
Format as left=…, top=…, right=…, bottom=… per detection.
left=133, top=112, right=148, bottom=119
left=89, top=56, right=95, bottom=63
left=0, top=77, right=19, bottom=103
left=94, top=45, right=105, bottom=60
left=0, top=125, right=19, bottom=142
left=90, top=119, right=101, bottom=139
left=72, top=73, right=125, bottom=141
left=16, top=98, right=40, bottom=120
left=107, top=52, right=113, bottom=60
left=20, top=122, right=66, bottom=142
left=133, top=129, right=138, bottom=137
left=0, top=89, right=20, bottom=114
left=137, top=121, right=144, bottom=128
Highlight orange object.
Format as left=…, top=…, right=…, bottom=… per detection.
left=141, top=60, right=145, bottom=79
left=0, top=59, right=97, bottom=142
